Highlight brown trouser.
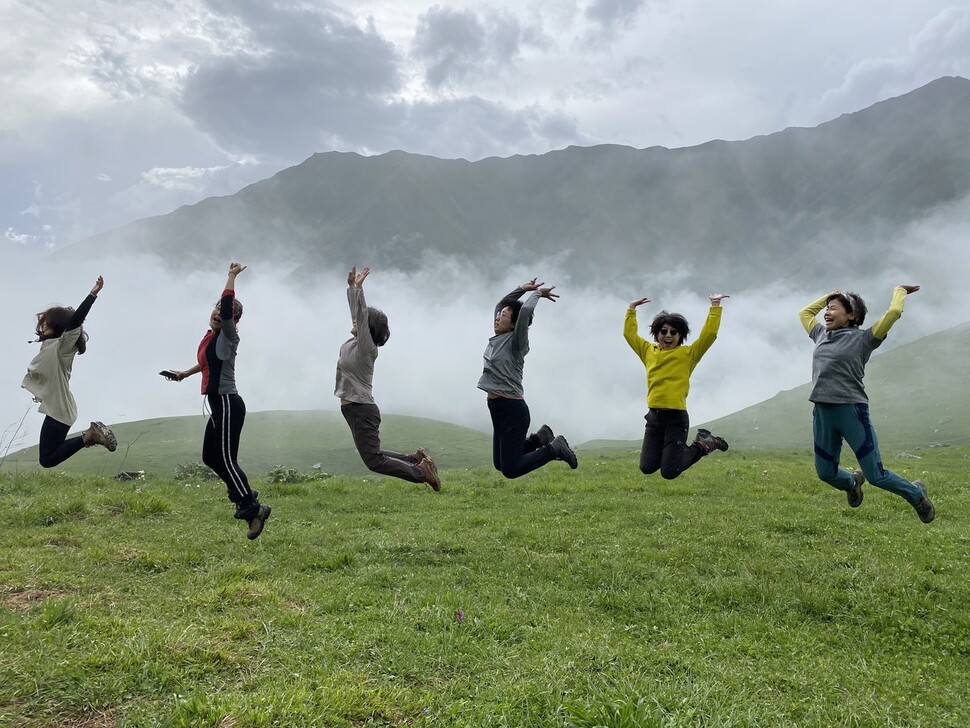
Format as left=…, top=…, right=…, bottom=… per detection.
left=341, top=402, right=424, bottom=483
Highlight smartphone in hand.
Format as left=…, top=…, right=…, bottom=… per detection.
left=159, top=370, right=179, bottom=381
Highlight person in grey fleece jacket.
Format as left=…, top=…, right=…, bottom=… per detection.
left=335, top=266, right=441, bottom=491
left=799, top=284, right=934, bottom=523
left=478, top=278, right=578, bottom=478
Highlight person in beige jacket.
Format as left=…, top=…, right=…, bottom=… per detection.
left=22, top=275, right=117, bottom=467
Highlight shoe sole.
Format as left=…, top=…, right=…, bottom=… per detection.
left=848, top=469, right=865, bottom=508
left=94, top=422, right=118, bottom=452
left=913, top=481, right=935, bottom=523
left=247, top=505, right=272, bottom=539
left=421, top=458, right=441, bottom=491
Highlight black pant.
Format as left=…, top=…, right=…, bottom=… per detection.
left=341, top=403, right=424, bottom=482
left=203, top=394, right=256, bottom=513
left=38, top=416, right=85, bottom=468
left=639, top=408, right=704, bottom=480
left=487, top=396, right=554, bottom=479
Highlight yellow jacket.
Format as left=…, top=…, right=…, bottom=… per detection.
left=624, top=306, right=722, bottom=410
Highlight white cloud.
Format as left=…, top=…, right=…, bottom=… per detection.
left=821, top=5, right=970, bottom=117
left=141, top=164, right=233, bottom=191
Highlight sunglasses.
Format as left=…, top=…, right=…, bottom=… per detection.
left=658, top=328, right=680, bottom=336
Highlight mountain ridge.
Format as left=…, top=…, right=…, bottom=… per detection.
left=61, top=76, right=970, bottom=294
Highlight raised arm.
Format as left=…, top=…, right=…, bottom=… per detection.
left=799, top=292, right=831, bottom=335
left=623, top=297, right=651, bottom=358
left=347, top=266, right=375, bottom=349
left=870, top=285, right=918, bottom=340
left=690, top=294, right=727, bottom=364
left=225, top=262, right=246, bottom=292
left=66, top=275, right=104, bottom=331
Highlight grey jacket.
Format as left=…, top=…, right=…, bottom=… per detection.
left=477, top=287, right=540, bottom=398
left=335, top=287, right=378, bottom=404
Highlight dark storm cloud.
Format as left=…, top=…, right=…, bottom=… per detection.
left=176, top=1, right=579, bottom=160
left=178, top=0, right=403, bottom=157
left=411, top=5, right=546, bottom=89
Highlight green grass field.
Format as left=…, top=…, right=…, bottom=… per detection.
left=2, top=444, right=967, bottom=727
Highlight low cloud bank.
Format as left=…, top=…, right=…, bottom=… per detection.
left=2, top=201, right=968, bottom=460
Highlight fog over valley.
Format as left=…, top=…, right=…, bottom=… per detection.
left=3, top=189, right=968, bottom=455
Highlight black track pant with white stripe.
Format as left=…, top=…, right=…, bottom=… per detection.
left=203, top=393, right=255, bottom=512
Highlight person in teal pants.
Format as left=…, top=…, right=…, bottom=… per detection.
left=799, top=284, right=935, bottom=523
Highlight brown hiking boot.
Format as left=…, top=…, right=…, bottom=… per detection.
left=847, top=469, right=865, bottom=508
left=417, top=456, right=441, bottom=491
left=912, top=481, right=935, bottom=524
left=410, top=447, right=431, bottom=464
left=247, top=504, right=272, bottom=539
left=83, top=421, right=117, bottom=452
left=694, top=428, right=728, bottom=454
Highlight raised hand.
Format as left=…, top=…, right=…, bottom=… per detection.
left=628, top=297, right=650, bottom=310
left=228, top=262, right=247, bottom=277
left=90, top=276, right=104, bottom=296
left=539, top=285, right=559, bottom=302
left=354, top=267, right=370, bottom=287
left=521, top=278, right=542, bottom=292
left=899, top=284, right=920, bottom=294
left=709, top=292, right=730, bottom=306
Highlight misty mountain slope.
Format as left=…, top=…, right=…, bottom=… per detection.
left=699, top=320, right=970, bottom=450
left=63, top=77, right=970, bottom=292
left=3, top=410, right=493, bottom=478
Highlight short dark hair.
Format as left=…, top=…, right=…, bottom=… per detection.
left=825, top=292, right=867, bottom=327
left=368, top=307, right=390, bottom=346
left=649, top=311, right=690, bottom=343
left=505, top=300, right=534, bottom=326
left=35, top=306, right=88, bottom=354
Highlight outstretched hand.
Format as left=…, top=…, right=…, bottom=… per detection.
left=90, top=276, right=104, bottom=296
left=348, top=266, right=371, bottom=287
left=709, top=292, right=730, bottom=306
left=228, top=262, right=247, bottom=277
left=539, top=285, right=559, bottom=302
left=520, top=278, right=542, bottom=292
left=899, top=284, right=920, bottom=294
left=628, top=297, right=650, bottom=310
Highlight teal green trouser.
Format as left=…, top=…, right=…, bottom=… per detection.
left=812, top=403, right=922, bottom=505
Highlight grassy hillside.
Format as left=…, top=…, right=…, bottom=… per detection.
left=702, top=321, right=970, bottom=450
left=1, top=447, right=966, bottom=725
left=1, top=410, right=493, bottom=479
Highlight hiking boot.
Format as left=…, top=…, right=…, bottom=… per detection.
left=83, top=421, right=117, bottom=452
left=694, top=428, right=729, bottom=454
left=912, top=481, right=935, bottom=524
left=247, top=504, right=272, bottom=540
left=549, top=435, right=578, bottom=469
left=417, top=456, right=441, bottom=492
left=531, top=424, right=555, bottom=447
left=233, top=491, right=261, bottom=520
left=847, top=469, right=865, bottom=508
left=410, top=447, right=431, bottom=464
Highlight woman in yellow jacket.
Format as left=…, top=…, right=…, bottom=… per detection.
left=623, top=293, right=730, bottom=479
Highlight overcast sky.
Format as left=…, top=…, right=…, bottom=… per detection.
left=3, top=0, right=969, bottom=249
left=3, top=0, right=970, bottom=456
